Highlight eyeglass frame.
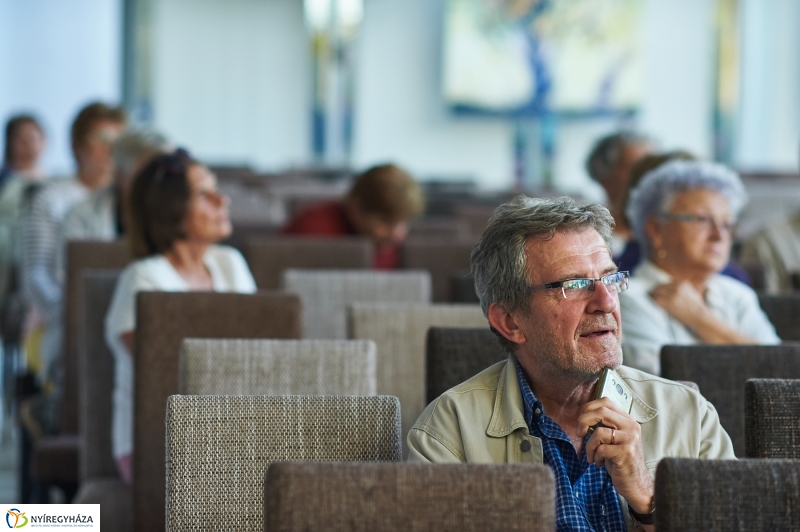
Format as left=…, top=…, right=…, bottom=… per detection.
left=658, top=212, right=737, bottom=234
left=527, top=271, right=630, bottom=300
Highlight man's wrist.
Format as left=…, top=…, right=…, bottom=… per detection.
left=628, top=502, right=655, bottom=526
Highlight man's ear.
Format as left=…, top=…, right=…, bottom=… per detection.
left=487, top=302, right=527, bottom=346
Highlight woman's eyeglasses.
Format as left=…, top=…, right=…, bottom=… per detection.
left=659, top=212, right=737, bottom=234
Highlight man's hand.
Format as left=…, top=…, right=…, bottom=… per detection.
left=578, top=397, right=654, bottom=516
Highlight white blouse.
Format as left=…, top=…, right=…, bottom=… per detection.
left=104, top=245, right=257, bottom=459
left=620, top=261, right=780, bottom=375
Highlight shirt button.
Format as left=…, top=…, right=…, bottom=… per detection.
left=534, top=408, right=541, bottom=416
left=575, top=492, right=580, bottom=498
left=520, top=440, right=531, bottom=452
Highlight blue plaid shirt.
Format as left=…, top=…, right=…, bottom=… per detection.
left=515, top=360, right=626, bottom=532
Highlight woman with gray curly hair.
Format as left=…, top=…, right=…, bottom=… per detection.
left=619, top=160, right=779, bottom=375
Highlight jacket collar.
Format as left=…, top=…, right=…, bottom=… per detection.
left=486, top=356, right=657, bottom=438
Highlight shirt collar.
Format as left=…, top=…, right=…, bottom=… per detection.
left=487, top=356, right=657, bottom=438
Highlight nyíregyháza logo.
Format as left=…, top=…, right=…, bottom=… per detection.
left=5, top=509, right=27, bottom=529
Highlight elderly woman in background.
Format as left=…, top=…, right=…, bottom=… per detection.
left=620, top=160, right=779, bottom=375
left=105, top=149, right=256, bottom=483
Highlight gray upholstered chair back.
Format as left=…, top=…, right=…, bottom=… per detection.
left=63, top=239, right=131, bottom=434
left=244, top=237, right=372, bottom=289
left=400, top=238, right=475, bottom=302
left=408, top=217, right=471, bottom=240
left=133, top=291, right=302, bottom=532
left=757, top=292, right=800, bottom=341
left=264, top=462, right=557, bottom=532
left=745, top=378, right=800, bottom=458
left=166, top=395, right=402, bottom=532
left=451, top=272, right=479, bottom=303
left=348, top=303, right=487, bottom=453
left=284, top=269, right=432, bottom=339
left=660, top=344, right=800, bottom=456
left=77, top=269, right=122, bottom=480
left=426, top=327, right=505, bottom=402
left=178, top=338, right=377, bottom=395
left=655, top=458, right=800, bottom=531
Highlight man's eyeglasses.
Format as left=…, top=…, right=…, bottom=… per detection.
left=659, top=212, right=737, bottom=234
left=527, top=271, right=630, bottom=300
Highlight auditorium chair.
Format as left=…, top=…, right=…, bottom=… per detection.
left=425, top=327, right=505, bottom=403
left=165, top=395, right=401, bottom=532
left=264, top=462, right=556, bottom=532
left=655, top=458, right=800, bottom=531
left=284, top=269, right=431, bottom=339
left=178, top=338, right=377, bottom=395
left=27, top=240, right=131, bottom=502
left=133, top=291, right=302, bottom=532
left=408, top=217, right=472, bottom=240
left=660, top=344, right=800, bottom=456
left=72, top=270, right=131, bottom=532
left=453, top=204, right=497, bottom=239
left=745, top=378, right=800, bottom=458
left=401, top=237, right=475, bottom=302
left=244, top=236, right=372, bottom=290
left=450, top=272, right=480, bottom=303
left=757, top=293, right=800, bottom=341
left=348, top=302, right=487, bottom=453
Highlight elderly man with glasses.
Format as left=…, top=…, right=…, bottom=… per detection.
left=408, top=195, right=735, bottom=531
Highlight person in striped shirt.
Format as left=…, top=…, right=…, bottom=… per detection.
left=20, top=102, right=125, bottom=389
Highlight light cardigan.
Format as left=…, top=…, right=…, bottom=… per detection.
left=104, top=245, right=256, bottom=459
left=619, top=261, right=780, bottom=375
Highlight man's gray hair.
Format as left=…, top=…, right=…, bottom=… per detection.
left=471, top=196, right=615, bottom=352
left=625, top=160, right=747, bottom=258
left=113, top=130, right=169, bottom=177
left=585, top=131, right=650, bottom=183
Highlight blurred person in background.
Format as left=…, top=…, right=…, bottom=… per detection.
left=741, top=147, right=800, bottom=293
left=20, top=102, right=125, bottom=391
left=105, top=149, right=256, bottom=483
left=0, top=114, right=47, bottom=185
left=620, top=160, right=778, bottom=375
left=282, top=163, right=425, bottom=269
left=61, top=130, right=168, bottom=243
left=586, top=131, right=653, bottom=259
left=0, top=115, right=48, bottom=412
left=742, top=215, right=800, bottom=294
left=616, top=151, right=752, bottom=286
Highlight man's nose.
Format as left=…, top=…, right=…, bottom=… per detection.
left=586, top=280, right=618, bottom=314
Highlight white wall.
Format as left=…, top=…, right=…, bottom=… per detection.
left=151, top=0, right=310, bottom=170
left=352, top=0, right=513, bottom=189
left=0, top=0, right=122, bottom=175
left=354, top=0, right=718, bottom=196
left=553, top=0, right=716, bottom=201
left=145, top=0, right=797, bottom=190
left=736, top=0, right=800, bottom=171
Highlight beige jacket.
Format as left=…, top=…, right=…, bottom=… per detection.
left=408, top=356, right=735, bottom=529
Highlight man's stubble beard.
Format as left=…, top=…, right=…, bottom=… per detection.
left=523, top=326, right=623, bottom=383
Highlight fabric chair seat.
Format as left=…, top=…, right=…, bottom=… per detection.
left=745, top=378, right=800, bottom=458
left=660, top=343, right=800, bottom=456
left=73, top=477, right=132, bottom=532
left=265, top=462, right=556, bottom=532
left=166, top=395, right=402, bottom=532
left=655, top=458, right=800, bottom=531
left=30, top=434, right=79, bottom=484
